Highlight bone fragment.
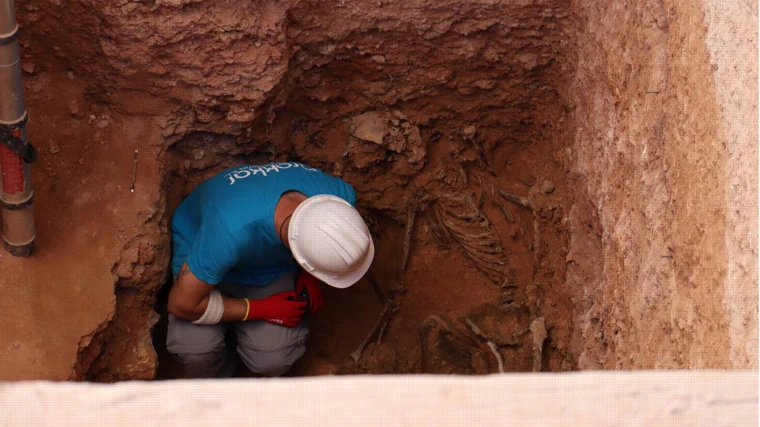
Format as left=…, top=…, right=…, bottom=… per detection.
left=530, top=317, right=547, bottom=372
left=351, top=301, right=392, bottom=362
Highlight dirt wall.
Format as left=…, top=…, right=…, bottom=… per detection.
left=567, top=0, right=757, bottom=369
left=2, top=0, right=755, bottom=380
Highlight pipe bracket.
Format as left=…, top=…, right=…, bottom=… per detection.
left=0, top=24, right=19, bottom=46
left=0, top=111, right=36, bottom=163
left=0, top=194, right=33, bottom=210
left=3, top=239, right=35, bottom=258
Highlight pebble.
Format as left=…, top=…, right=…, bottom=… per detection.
left=89, top=115, right=96, bottom=121
left=371, top=55, right=386, bottom=64
left=473, top=79, right=495, bottom=90
left=463, top=125, right=477, bottom=140
left=78, top=158, right=85, bottom=165
left=20, top=62, right=36, bottom=75
left=194, top=150, right=205, bottom=160
left=516, top=53, right=539, bottom=71
left=96, top=119, right=109, bottom=128
left=68, top=99, right=83, bottom=117
left=540, top=180, right=555, bottom=194
left=66, top=70, right=74, bottom=80
left=47, top=139, right=60, bottom=154
left=44, top=159, right=57, bottom=177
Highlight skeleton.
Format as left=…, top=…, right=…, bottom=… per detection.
left=427, top=192, right=508, bottom=285
left=530, top=317, right=547, bottom=372
left=350, top=300, right=394, bottom=362
left=496, top=186, right=544, bottom=318
left=349, top=272, right=400, bottom=363
left=351, top=193, right=423, bottom=363
left=465, top=317, right=505, bottom=373
left=476, top=173, right=515, bottom=223
left=419, top=315, right=487, bottom=373
left=347, top=135, right=552, bottom=369
left=419, top=314, right=516, bottom=374
left=388, top=192, right=428, bottom=295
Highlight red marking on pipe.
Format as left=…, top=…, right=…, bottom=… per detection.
left=1, top=130, right=25, bottom=195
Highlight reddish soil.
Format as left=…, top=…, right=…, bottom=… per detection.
left=0, top=53, right=165, bottom=380
left=157, top=115, right=573, bottom=377
left=1, top=0, right=754, bottom=381
left=0, top=1, right=608, bottom=381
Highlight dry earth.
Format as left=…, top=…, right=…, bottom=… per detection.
left=0, top=0, right=755, bottom=380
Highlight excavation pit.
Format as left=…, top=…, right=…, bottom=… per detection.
left=0, top=0, right=755, bottom=381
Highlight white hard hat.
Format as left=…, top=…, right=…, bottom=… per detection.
left=288, top=195, right=375, bottom=289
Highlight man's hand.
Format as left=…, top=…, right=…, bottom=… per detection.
left=296, top=270, right=324, bottom=315
left=248, top=291, right=307, bottom=327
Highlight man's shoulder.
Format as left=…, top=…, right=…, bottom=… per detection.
left=199, top=161, right=351, bottom=209
left=221, top=162, right=325, bottom=185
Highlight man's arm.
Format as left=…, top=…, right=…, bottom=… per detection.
left=167, top=262, right=248, bottom=322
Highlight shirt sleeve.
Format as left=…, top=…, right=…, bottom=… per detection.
left=344, top=182, right=358, bottom=207
left=185, top=205, right=243, bottom=285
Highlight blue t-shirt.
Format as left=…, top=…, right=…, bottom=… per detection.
left=170, top=162, right=357, bottom=286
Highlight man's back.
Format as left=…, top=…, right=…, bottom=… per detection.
left=171, top=162, right=357, bottom=286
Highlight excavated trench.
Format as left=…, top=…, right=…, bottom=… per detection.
left=149, top=2, right=577, bottom=377
left=4, top=0, right=755, bottom=381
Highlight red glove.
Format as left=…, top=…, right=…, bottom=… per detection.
left=296, top=270, right=324, bottom=315
left=248, top=291, right=307, bottom=327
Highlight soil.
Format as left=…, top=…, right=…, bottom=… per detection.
left=0, top=0, right=755, bottom=381
left=0, top=53, right=166, bottom=380
left=566, top=0, right=758, bottom=369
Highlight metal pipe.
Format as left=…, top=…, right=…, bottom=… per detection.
left=0, top=0, right=34, bottom=257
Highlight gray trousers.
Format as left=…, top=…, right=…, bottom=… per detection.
left=166, top=271, right=308, bottom=378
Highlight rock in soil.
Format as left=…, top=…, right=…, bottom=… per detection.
left=47, top=139, right=60, bottom=154
left=21, top=62, right=36, bottom=75
left=463, top=125, right=477, bottom=141
left=540, top=180, right=555, bottom=194
left=69, top=99, right=84, bottom=117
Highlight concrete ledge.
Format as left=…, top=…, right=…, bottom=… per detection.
left=0, top=371, right=756, bottom=426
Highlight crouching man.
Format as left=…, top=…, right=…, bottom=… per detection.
left=167, top=162, right=374, bottom=378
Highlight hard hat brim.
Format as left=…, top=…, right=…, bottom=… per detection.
left=309, top=236, right=374, bottom=289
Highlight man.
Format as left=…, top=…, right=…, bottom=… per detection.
left=167, top=162, right=374, bottom=378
